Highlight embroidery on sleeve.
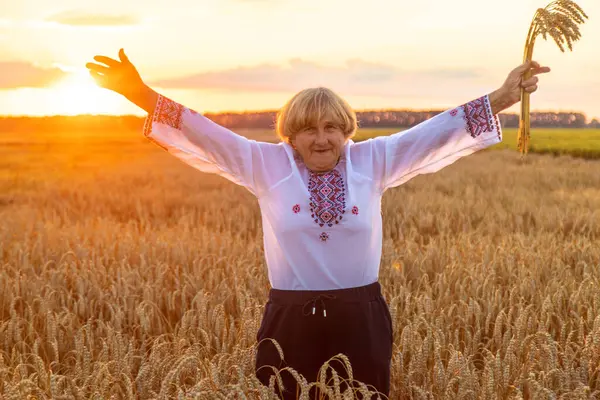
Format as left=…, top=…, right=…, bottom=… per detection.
left=292, top=204, right=301, bottom=214
left=352, top=206, right=359, bottom=215
left=450, top=109, right=458, bottom=116
left=143, top=94, right=185, bottom=137
left=320, top=232, right=329, bottom=242
left=461, top=95, right=500, bottom=139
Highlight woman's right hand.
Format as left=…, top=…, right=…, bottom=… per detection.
left=86, top=49, right=146, bottom=100
left=86, top=49, right=158, bottom=113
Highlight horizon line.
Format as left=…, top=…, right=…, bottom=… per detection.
left=0, top=108, right=596, bottom=119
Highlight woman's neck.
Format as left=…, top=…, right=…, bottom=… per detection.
left=306, top=156, right=342, bottom=174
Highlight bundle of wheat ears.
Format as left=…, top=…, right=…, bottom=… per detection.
left=518, top=0, right=588, bottom=155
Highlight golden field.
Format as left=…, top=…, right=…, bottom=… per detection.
left=1, top=126, right=600, bottom=399
left=354, top=128, right=600, bottom=159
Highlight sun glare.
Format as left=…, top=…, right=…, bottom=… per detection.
left=49, top=69, right=129, bottom=115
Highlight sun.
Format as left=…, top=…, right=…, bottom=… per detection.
left=49, top=68, right=129, bottom=115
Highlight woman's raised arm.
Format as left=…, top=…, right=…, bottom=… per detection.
left=350, top=60, right=550, bottom=193
left=86, top=49, right=286, bottom=197
left=355, top=93, right=504, bottom=193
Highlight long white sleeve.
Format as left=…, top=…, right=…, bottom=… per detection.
left=142, top=94, right=287, bottom=197
left=351, top=94, right=503, bottom=193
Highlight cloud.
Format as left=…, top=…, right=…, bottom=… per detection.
left=0, top=62, right=67, bottom=88
left=149, top=58, right=483, bottom=98
left=45, top=11, right=138, bottom=27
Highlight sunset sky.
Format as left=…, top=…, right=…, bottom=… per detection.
left=1, top=0, right=599, bottom=120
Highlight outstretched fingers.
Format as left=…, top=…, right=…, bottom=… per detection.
left=531, top=66, right=551, bottom=76
left=86, top=62, right=111, bottom=74
left=516, top=61, right=550, bottom=77
left=93, top=55, right=121, bottom=68
left=118, top=48, right=130, bottom=64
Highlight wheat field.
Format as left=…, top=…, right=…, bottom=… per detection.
left=1, top=127, right=600, bottom=399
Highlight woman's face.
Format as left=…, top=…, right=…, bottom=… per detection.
left=291, top=120, right=347, bottom=173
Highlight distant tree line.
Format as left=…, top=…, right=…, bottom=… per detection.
left=204, top=110, right=597, bottom=129
left=1, top=110, right=598, bottom=133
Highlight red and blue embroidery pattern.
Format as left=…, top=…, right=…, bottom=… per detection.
left=308, top=169, right=346, bottom=228
left=143, top=94, right=185, bottom=137
left=460, top=95, right=500, bottom=139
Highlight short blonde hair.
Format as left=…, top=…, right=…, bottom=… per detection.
left=275, top=87, right=357, bottom=144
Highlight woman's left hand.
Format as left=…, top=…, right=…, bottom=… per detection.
left=488, top=60, right=551, bottom=114
left=502, top=60, right=551, bottom=105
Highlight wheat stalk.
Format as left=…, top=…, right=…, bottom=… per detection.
left=517, top=0, right=588, bottom=155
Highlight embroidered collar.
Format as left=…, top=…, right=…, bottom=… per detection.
left=308, top=168, right=346, bottom=228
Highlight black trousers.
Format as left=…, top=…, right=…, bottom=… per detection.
left=255, top=281, right=393, bottom=399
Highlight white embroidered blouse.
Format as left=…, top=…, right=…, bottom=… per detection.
left=142, top=94, right=502, bottom=290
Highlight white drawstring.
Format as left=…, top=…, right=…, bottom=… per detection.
left=303, top=294, right=337, bottom=317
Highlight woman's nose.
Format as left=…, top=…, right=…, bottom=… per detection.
left=315, top=130, right=328, bottom=144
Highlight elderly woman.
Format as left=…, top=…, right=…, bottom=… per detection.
left=87, top=49, right=549, bottom=398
